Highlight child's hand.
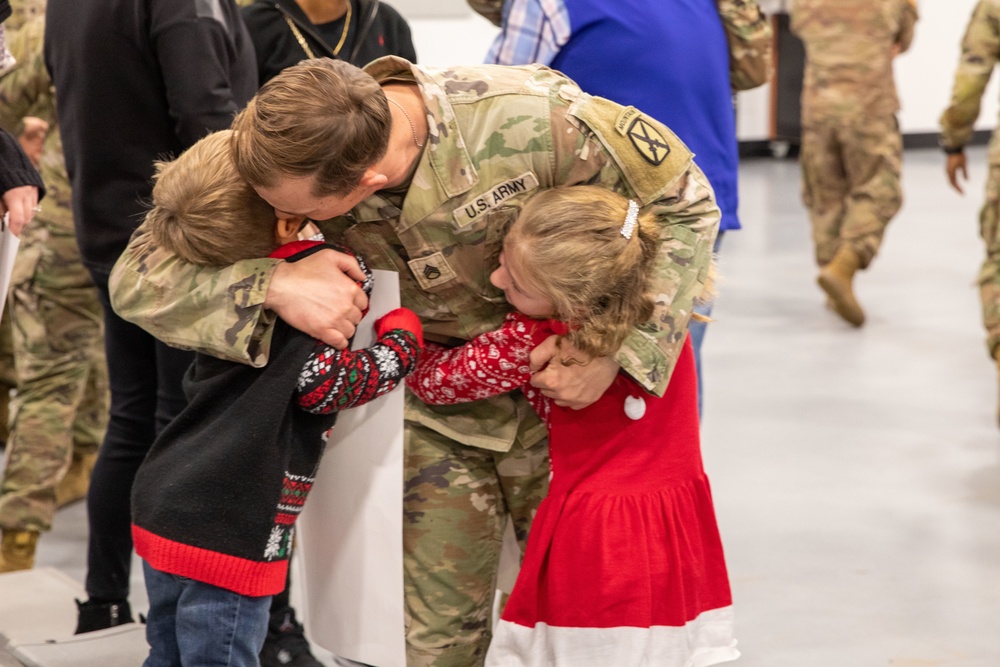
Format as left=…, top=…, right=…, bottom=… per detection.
left=375, top=308, right=424, bottom=349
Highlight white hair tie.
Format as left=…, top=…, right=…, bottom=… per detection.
left=621, top=200, right=639, bottom=239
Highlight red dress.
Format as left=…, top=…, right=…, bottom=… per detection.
left=407, top=313, right=737, bottom=667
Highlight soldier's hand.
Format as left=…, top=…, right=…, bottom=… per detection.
left=264, top=248, right=369, bottom=350
left=946, top=152, right=968, bottom=195
left=17, top=117, right=48, bottom=167
left=528, top=336, right=619, bottom=409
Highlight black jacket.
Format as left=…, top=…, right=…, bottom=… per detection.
left=44, top=0, right=257, bottom=274
left=241, top=0, right=416, bottom=86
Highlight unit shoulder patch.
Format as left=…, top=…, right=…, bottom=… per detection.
left=573, top=98, right=693, bottom=202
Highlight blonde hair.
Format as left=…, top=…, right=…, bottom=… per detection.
left=144, top=130, right=278, bottom=266
left=505, top=186, right=659, bottom=359
left=231, top=58, right=391, bottom=196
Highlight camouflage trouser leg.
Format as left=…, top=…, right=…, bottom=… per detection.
left=403, top=421, right=549, bottom=667
left=978, top=165, right=1000, bottom=359
left=0, top=227, right=108, bottom=532
left=0, top=306, right=16, bottom=444
left=801, top=115, right=903, bottom=269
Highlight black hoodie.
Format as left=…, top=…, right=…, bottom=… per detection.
left=241, top=0, right=416, bottom=86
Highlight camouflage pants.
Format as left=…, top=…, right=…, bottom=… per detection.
left=0, top=222, right=108, bottom=532
left=0, top=307, right=16, bottom=444
left=978, top=165, right=1000, bottom=359
left=403, top=420, right=549, bottom=667
left=800, top=114, right=903, bottom=269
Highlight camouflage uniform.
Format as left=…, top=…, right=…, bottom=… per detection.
left=718, top=0, right=773, bottom=92
left=941, top=0, right=1000, bottom=359
left=0, top=308, right=15, bottom=447
left=791, top=0, right=918, bottom=269
left=110, top=58, right=719, bottom=666
left=0, top=11, right=109, bottom=533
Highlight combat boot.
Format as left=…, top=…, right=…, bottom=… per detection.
left=818, top=245, right=865, bottom=327
left=0, top=529, right=39, bottom=572
left=56, top=450, right=97, bottom=508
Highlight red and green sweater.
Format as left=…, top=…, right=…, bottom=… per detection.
left=132, top=242, right=422, bottom=597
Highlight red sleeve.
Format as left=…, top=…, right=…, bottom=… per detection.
left=406, top=313, right=553, bottom=423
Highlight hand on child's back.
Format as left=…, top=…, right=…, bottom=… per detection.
left=529, top=336, right=619, bottom=409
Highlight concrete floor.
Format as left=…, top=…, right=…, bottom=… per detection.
left=5, top=146, right=1000, bottom=666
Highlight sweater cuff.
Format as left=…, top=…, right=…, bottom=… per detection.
left=0, top=129, right=45, bottom=198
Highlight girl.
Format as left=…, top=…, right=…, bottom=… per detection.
left=407, top=185, right=737, bottom=667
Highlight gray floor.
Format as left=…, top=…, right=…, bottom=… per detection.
left=8, top=147, right=1000, bottom=665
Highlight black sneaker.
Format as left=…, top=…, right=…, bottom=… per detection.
left=260, top=609, right=322, bottom=667
left=74, top=598, right=135, bottom=634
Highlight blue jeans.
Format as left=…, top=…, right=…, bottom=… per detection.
left=142, top=561, right=271, bottom=667
left=689, top=232, right=724, bottom=418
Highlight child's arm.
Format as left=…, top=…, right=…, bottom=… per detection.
left=406, top=313, right=553, bottom=420
left=296, top=308, right=423, bottom=414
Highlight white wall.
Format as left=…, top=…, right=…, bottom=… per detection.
left=407, top=14, right=498, bottom=67
left=399, top=0, right=999, bottom=141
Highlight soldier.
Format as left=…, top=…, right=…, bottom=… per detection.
left=0, top=0, right=109, bottom=573
left=941, top=0, right=1000, bottom=426
left=110, top=57, right=718, bottom=666
left=791, top=0, right=918, bottom=327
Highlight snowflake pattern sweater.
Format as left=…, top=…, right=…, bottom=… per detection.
left=407, top=311, right=558, bottom=426
left=132, top=242, right=422, bottom=597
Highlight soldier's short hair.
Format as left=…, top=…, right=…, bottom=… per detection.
left=145, top=130, right=279, bottom=266
left=231, top=58, right=392, bottom=197
left=505, top=186, right=660, bottom=360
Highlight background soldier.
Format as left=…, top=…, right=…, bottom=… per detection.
left=0, top=0, right=109, bottom=573
left=792, top=0, right=918, bottom=327
left=941, top=0, right=1000, bottom=426
left=110, top=58, right=719, bottom=666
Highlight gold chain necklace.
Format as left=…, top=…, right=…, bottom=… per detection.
left=283, top=1, right=352, bottom=59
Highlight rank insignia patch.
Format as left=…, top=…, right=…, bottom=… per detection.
left=627, top=117, right=671, bottom=166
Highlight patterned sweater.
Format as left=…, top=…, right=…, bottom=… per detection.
left=132, top=241, right=422, bottom=597
left=407, top=311, right=557, bottom=427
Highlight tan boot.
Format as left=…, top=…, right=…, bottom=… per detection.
left=0, top=529, right=39, bottom=572
left=56, top=450, right=97, bottom=509
left=818, top=245, right=865, bottom=327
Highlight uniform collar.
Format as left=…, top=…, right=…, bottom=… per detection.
left=357, top=57, right=479, bottom=228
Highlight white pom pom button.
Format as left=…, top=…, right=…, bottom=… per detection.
left=624, top=395, right=646, bottom=420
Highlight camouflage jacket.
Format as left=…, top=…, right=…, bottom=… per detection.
left=940, top=0, right=1000, bottom=163
left=718, top=0, right=773, bottom=92
left=0, top=9, right=73, bottom=237
left=111, top=58, right=719, bottom=452
left=792, top=0, right=918, bottom=124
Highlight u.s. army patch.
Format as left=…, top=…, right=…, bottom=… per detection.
left=453, top=172, right=540, bottom=228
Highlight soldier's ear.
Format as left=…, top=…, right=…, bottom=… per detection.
left=358, top=169, right=389, bottom=192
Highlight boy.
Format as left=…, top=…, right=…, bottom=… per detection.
left=130, top=130, right=422, bottom=666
